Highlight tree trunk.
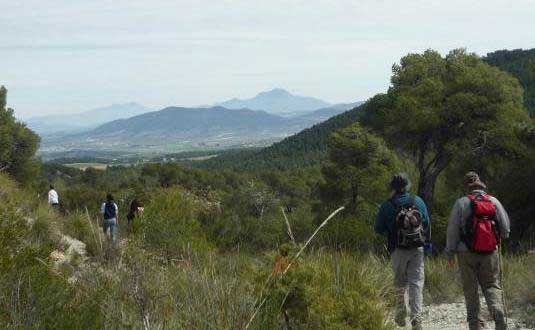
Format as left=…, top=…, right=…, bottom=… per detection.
left=350, top=184, right=358, bottom=215
left=417, top=173, right=438, bottom=208
left=417, top=152, right=451, bottom=208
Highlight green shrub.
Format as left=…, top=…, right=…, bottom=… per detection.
left=27, top=205, right=54, bottom=241
left=0, top=175, right=103, bottom=328
left=319, top=213, right=385, bottom=253
left=137, top=188, right=212, bottom=261
left=251, top=251, right=394, bottom=330
left=62, top=211, right=102, bottom=257
left=306, top=253, right=394, bottom=330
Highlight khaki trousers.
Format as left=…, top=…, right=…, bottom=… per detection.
left=458, top=251, right=506, bottom=330
left=392, top=247, right=424, bottom=323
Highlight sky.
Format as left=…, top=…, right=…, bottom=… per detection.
left=2, top=0, right=535, bottom=119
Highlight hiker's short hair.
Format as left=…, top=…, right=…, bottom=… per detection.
left=390, top=173, right=411, bottom=192
left=106, top=193, right=114, bottom=202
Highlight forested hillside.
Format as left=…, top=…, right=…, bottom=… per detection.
left=201, top=102, right=365, bottom=170
left=484, top=48, right=535, bottom=116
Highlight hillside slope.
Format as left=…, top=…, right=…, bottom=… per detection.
left=484, top=48, right=535, bottom=116
left=42, top=106, right=313, bottom=153
left=26, top=102, right=150, bottom=134
left=202, top=101, right=368, bottom=170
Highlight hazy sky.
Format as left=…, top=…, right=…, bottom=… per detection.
left=2, top=0, right=535, bottom=119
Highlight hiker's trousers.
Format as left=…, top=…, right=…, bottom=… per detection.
left=458, top=251, right=506, bottom=330
left=392, top=247, right=424, bottom=322
left=103, top=218, right=118, bottom=243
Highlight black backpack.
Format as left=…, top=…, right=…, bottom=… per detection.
left=391, top=195, right=425, bottom=249
left=104, top=202, right=117, bottom=220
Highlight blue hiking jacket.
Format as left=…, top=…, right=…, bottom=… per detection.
left=374, top=192, right=430, bottom=250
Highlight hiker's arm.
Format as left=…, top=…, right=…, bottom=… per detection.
left=115, top=204, right=119, bottom=225
left=99, top=203, right=105, bottom=226
left=374, top=203, right=388, bottom=235
left=493, top=198, right=510, bottom=239
left=445, top=199, right=462, bottom=260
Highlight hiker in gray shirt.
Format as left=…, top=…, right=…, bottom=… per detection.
left=446, top=172, right=510, bottom=330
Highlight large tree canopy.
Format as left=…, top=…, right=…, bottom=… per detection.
left=320, top=123, right=397, bottom=214
left=362, top=49, right=530, bottom=205
left=0, top=86, right=40, bottom=183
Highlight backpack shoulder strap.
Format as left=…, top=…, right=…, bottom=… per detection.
left=388, top=197, right=400, bottom=210
left=469, top=191, right=488, bottom=200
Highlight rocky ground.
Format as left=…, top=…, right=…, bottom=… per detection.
left=396, top=302, right=532, bottom=330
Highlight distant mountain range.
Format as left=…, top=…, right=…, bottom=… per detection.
left=26, top=102, right=151, bottom=134
left=33, top=89, right=360, bottom=156
left=216, top=88, right=332, bottom=115
left=40, top=102, right=361, bottom=155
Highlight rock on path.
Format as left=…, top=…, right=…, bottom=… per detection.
left=396, top=302, right=532, bottom=330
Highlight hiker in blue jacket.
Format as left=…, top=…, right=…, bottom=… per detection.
left=375, top=173, right=430, bottom=330
left=100, top=193, right=119, bottom=244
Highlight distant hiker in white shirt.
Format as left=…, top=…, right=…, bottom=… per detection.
left=48, top=185, right=59, bottom=209
left=100, top=193, right=119, bottom=244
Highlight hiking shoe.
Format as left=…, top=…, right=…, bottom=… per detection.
left=395, top=312, right=406, bottom=327
left=411, top=319, right=422, bottom=330
left=468, top=320, right=485, bottom=330
left=495, top=320, right=507, bottom=330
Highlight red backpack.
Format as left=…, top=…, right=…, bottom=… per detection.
left=462, top=193, right=499, bottom=253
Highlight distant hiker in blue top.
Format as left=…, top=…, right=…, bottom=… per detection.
left=100, top=193, right=119, bottom=244
left=375, top=173, right=430, bottom=330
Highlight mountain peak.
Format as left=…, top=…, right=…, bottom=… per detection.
left=216, top=88, right=331, bottom=114
left=258, top=88, right=292, bottom=97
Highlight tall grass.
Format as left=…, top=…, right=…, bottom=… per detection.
left=503, top=253, right=535, bottom=326
left=424, top=257, right=463, bottom=304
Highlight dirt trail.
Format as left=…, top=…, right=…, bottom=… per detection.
left=396, top=302, right=532, bottom=330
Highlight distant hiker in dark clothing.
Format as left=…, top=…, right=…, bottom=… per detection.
left=126, top=198, right=143, bottom=232
left=446, top=172, right=510, bottom=330
left=375, top=173, right=430, bottom=330
left=127, top=199, right=143, bottom=223
left=48, top=185, right=59, bottom=209
left=100, top=193, right=119, bottom=243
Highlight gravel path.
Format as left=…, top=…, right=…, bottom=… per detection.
left=395, top=302, right=532, bottom=330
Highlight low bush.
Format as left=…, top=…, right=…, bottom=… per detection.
left=136, top=188, right=212, bottom=261
left=252, top=251, right=395, bottom=330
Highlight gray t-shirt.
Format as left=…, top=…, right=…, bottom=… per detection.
left=445, top=190, right=510, bottom=256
